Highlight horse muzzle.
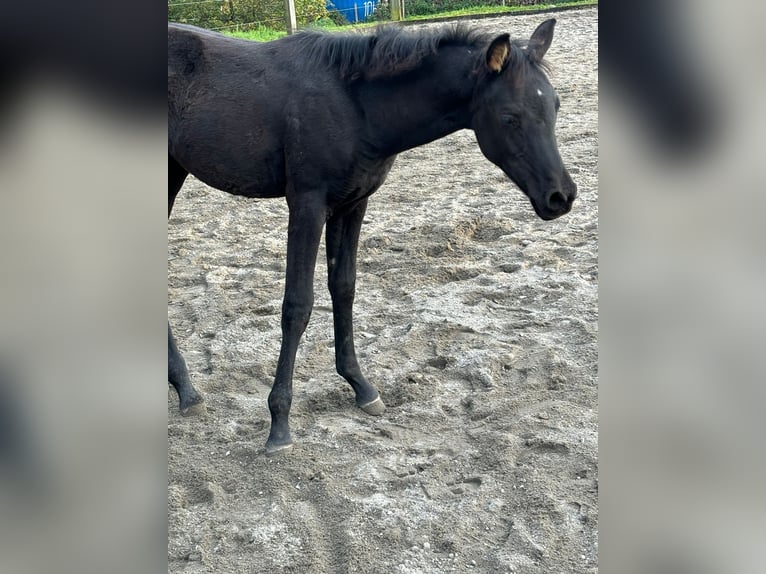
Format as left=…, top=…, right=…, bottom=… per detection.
left=532, top=171, right=577, bottom=220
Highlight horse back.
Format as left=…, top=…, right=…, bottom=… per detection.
left=168, top=24, right=388, bottom=205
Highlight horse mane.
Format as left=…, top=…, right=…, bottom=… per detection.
left=291, top=24, right=544, bottom=81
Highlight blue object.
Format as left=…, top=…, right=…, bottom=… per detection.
left=328, top=0, right=379, bottom=23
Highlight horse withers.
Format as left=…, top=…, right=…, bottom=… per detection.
left=168, top=19, right=576, bottom=453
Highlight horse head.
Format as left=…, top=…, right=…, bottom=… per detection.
left=471, top=19, right=576, bottom=221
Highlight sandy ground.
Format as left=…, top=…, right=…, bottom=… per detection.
left=168, top=8, right=598, bottom=573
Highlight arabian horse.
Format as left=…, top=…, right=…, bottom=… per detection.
left=168, top=19, right=576, bottom=453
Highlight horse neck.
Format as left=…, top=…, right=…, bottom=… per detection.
left=358, top=48, right=477, bottom=156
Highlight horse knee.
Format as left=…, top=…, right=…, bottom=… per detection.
left=329, top=276, right=355, bottom=305
left=281, top=300, right=313, bottom=333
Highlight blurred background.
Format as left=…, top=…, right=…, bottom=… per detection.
left=2, top=1, right=765, bottom=572
left=600, top=1, right=766, bottom=573
left=0, top=3, right=167, bottom=573
left=165, top=0, right=589, bottom=29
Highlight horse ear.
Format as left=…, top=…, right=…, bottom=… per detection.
left=527, top=19, right=555, bottom=64
left=486, top=34, right=511, bottom=74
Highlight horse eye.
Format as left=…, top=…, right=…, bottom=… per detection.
left=503, top=114, right=521, bottom=127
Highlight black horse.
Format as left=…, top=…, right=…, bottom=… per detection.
left=168, top=19, right=576, bottom=453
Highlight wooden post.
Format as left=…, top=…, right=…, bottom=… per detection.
left=284, top=0, right=297, bottom=34
left=390, top=0, right=404, bottom=21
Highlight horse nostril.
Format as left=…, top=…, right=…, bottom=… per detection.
left=547, top=191, right=568, bottom=211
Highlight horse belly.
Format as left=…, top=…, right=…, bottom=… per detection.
left=171, top=121, right=286, bottom=199
left=199, top=169, right=285, bottom=199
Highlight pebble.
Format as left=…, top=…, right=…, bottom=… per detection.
left=551, top=373, right=567, bottom=385
left=423, top=541, right=431, bottom=551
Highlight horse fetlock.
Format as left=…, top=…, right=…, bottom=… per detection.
left=265, top=426, right=294, bottom=455
left=336, top=361, right=362, bottom=381
left=177, top=383, right=205, bottom=414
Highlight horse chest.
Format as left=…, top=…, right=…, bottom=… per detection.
left=335, top=158, right=396, bottom=206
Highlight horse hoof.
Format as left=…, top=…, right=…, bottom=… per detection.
left=359, top=396, right=386, bottom=416
left=180, top=400, right=207, bottom=417
left=265, top=441, right=294, bottom=456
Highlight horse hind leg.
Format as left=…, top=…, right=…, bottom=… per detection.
left=168, top=155, right=205, bottom=415
left=325, top=199, right=385, bottom=416
left=169, top=154, right=187, bottom=217
left=168, top=322, right=205, bottom=415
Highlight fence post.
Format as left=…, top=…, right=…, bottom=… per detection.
left=390, top=0, right=404, bottom=21
left=284, top=0, right=298, bottom=34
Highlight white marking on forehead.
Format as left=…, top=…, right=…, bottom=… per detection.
left=537, top=89, right=543, bottom=96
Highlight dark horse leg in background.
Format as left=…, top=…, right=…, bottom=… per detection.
left=325, top=198, right=384, bottom=415
left=168, top=155, right=205, bottom=415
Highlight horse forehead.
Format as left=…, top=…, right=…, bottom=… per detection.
left=508, top=69, right=552, bottom=98
left=528, top=74, right=552, bottom=95
left=533, top=85, right=554, bottom=100
left=519, top=84, right=556, bottom=117
left=527, top=79, right=555, bottom=102
left=487, top=71, right=553, bottom=106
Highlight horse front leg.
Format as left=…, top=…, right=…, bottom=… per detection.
left=326, top=199, right=386, bottom=416
left=265, top=203, right=327, bottom=454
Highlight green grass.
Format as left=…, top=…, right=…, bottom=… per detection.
left=227, top=17, right=377, bottom=41
left=228, top=26, right=287, bottom=42
left=403, top=0, right=597, bottom=22
left=224, top=0, right=597, bottom=42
